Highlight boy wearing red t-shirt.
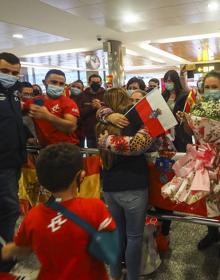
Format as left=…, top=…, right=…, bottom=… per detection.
left=1, top=143, right=116, bottom=280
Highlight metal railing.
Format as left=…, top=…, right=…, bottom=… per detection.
left=147, top=210, right=220, bottom=227
left=25, top=145, right=220, bottom=226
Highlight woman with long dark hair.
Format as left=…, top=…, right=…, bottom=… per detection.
left=163, top=70, right=192, bottom=152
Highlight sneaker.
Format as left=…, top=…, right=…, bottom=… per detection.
left=197, top=234, right=220, bottom=250
left=156, top=233, right=170, bottom=252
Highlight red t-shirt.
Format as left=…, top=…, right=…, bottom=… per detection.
left=14, top=198, right=116, bottom=280
left=24, top=96, right=80, bottom=147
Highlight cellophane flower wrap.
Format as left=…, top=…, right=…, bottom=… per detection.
left=161, top=100, right=220, bottom=217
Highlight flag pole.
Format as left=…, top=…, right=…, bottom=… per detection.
left=124, top=95, right=144, bottom=116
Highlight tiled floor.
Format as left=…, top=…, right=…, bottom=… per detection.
left=11, top=221, right=220, bottom=280
left=144, top=222, right=220, bottom=280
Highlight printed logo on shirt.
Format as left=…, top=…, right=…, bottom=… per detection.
left=51, top=104, right=61, bottom=113
left=98, top=217, right=112, bottom=231
left=48, top=212, right=67, bottom=232
left=72, top=108, right=79, bottom=113
left=13, top=91, right=20, bottom=102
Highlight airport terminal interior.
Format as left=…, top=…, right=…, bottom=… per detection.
left=0, top=0, right=220, bottom=279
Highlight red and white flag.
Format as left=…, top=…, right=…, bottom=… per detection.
left=125, top=89, right=177, bottom=137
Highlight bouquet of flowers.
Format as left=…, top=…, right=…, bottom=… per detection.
left=161, top=100, right=220, bottom=217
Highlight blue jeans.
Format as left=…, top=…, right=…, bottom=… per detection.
left=0, top=168, right=20, bottom=272
left=104, top=189, right=148, bottom=280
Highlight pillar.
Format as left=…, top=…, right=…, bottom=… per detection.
left=103, top=40, right=125, bottom=87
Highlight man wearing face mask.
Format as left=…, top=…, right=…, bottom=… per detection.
left=0, top=52, right=26, bottom=272
left=68, top=80, right=85, bottom=147
left=69, top=79, right=84, bottom=100
left=19, top=81, right=33, bottom=101
left=18, top=81, right=37, bottom=140
left=77, top=74, right=105, bottom=148
left=23, top=69, right=79, bottom=147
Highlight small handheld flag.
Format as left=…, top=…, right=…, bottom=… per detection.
left=183, top=88, right=197, bottom=113
left=125, top=89, right=177, bottom=137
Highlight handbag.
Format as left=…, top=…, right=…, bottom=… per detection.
left=46, top=198, right=119, bottom=266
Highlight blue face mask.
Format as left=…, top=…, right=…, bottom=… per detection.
left=165, top=82, right=174, bottom=92
left=127, top=89, right=134, bottom=97
left=204, top=89, right=220, bottom=101
left=0, top=72, right=19, bottom=89
left=47, top=84, right=64, bottom=98
left=71, top=87, right=81, bottom=96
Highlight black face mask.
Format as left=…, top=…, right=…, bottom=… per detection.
left=91, top=82, right=101, bottom=92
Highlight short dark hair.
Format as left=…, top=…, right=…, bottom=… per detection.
left=45, top=69, right=66, bottom=81
left=127, top=77, right=146, bottom=91
left=88, top=74, right=102, bottom=83
left=18, top=82, right=33, bottom=93
left=149, top=78, right=160, bottom=86
left=36, top=143, right=83, bottom=192
left=73, top=79, right=84, bottom=87
left=20, top=81, right=33, bottom=89
left=0, top=52, right=20, bottom=65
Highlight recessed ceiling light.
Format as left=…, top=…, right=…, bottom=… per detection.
left=208, top=2, right=218, bottom=10
left=12, top=34, right=23, bottom=39
left=123, top=13, right=139, bottom=24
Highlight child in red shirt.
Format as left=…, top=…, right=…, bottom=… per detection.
left=1, top=143, right=116, bottom=280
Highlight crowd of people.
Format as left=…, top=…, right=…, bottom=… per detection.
left=0, top=51, right=219, bottom=280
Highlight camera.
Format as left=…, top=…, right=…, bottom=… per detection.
left=96, top=35, right=102, bottom=42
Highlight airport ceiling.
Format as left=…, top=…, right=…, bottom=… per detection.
left=1, top=0, right=220, bottom=71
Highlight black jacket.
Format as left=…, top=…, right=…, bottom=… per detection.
left=0, top=84, right=26, bottom=169
left=102, top=109, right=148, bottom=192
left=163, top=90, right=192, bottom=152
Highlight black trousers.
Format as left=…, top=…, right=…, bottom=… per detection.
left=155, top=207, right=172, bottom=236
left=0, top=168, right=20, bottom=272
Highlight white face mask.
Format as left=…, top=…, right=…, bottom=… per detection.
left=204, top=89, right=220, bottom=101
left=165, top=82, right=174, bottom=92
left=0, top=72, right=19, bottom=88
left=46, top=84, right=64, bottom=98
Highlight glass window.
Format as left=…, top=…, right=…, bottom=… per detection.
left=65, top=71, right=78, bottom=84
left=79, top=71, right=87, bottom=86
